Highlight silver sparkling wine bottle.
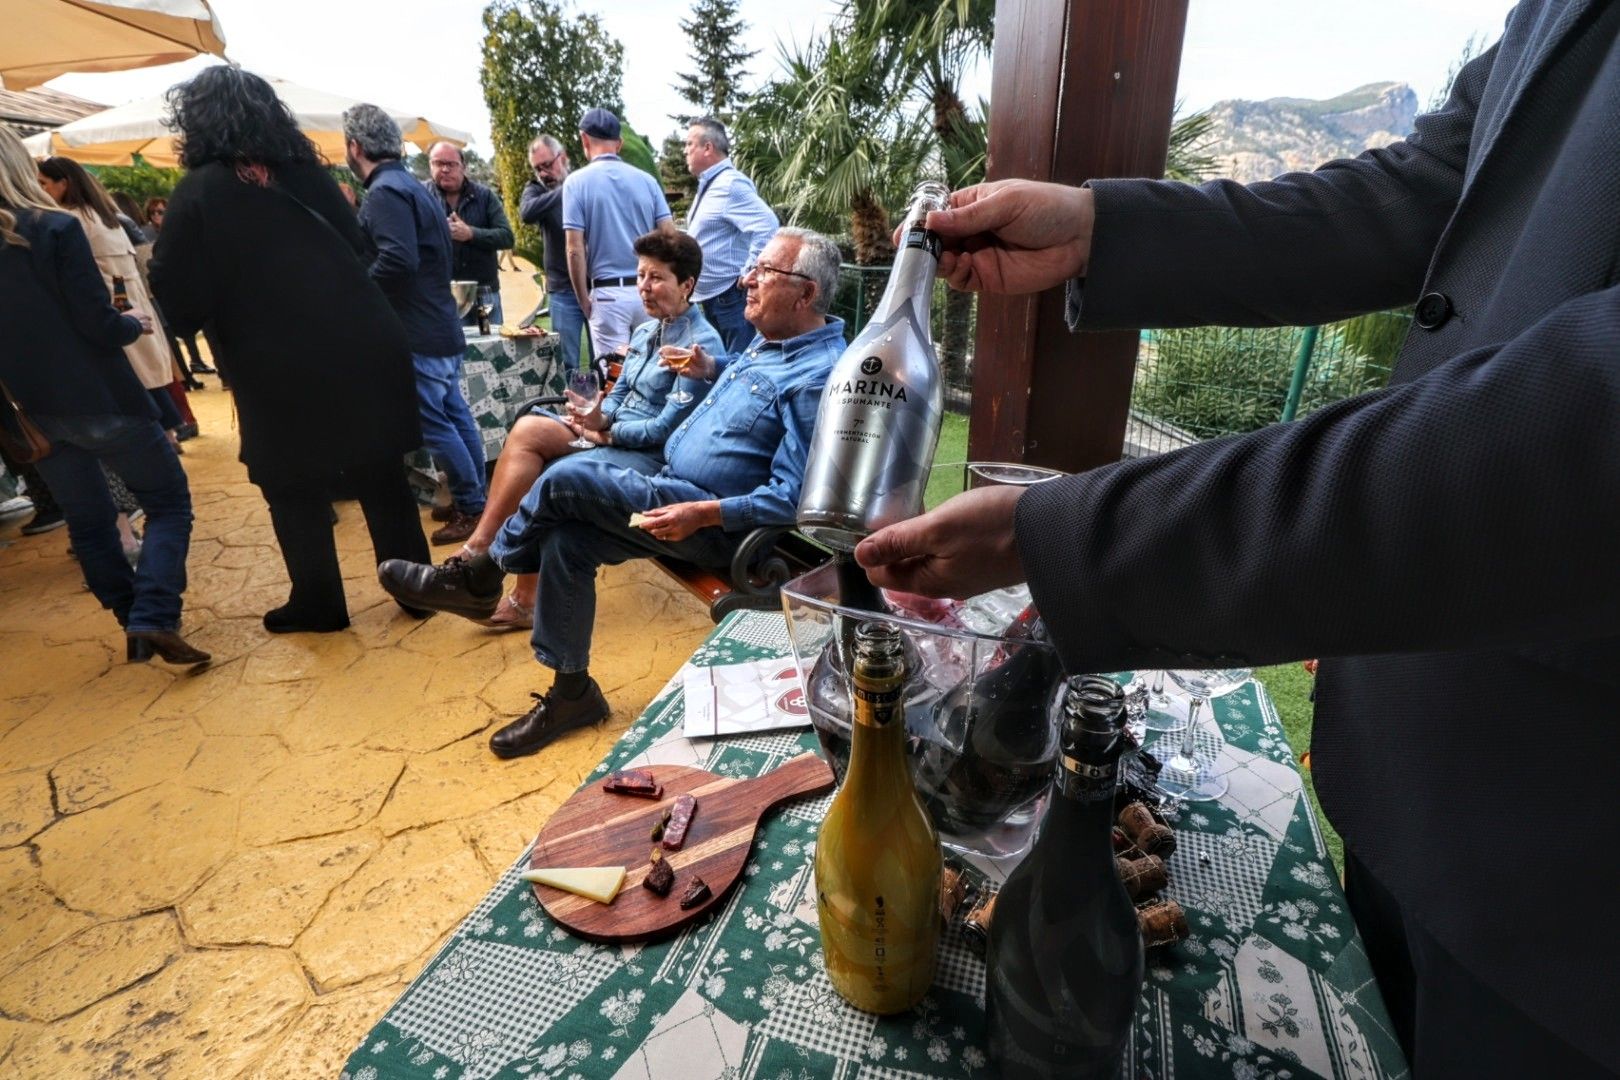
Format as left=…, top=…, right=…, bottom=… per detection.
left=797, top=183, right=950, bottom=551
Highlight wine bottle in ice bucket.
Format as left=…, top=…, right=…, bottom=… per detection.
left=796, top=182, right=950, bottom=551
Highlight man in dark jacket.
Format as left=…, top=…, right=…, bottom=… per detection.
left=856, top=3, right=1619, bottom=1075
left=427, top=141, right=514, bottom=327
left=343, top=104, right=487, bottom=546
left=518, top=134, right=582, bottom=368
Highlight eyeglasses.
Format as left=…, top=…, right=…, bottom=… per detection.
left=430, top=159, right=463, bottom=169
left=531, top=155, right=559, bottom=172
left=747, top=262, right=813, bottom=284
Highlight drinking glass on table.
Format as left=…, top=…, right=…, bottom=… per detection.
left=565, top=367, right=602, bottom=449
left=1130, top=670, right=1187, bottom=733
left=659, top=313, right=697, bottom=405
left=1154, top=668, right=1251, bottom=802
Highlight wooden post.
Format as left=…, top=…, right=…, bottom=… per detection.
left=970, top=0, right=1190, bottom=470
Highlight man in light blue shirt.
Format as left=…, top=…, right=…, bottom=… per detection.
left=683, top=116, right=779, bottom=354
left=377, top=228, right=846, bottom=760
left=562, top=108, right=674, bottom=359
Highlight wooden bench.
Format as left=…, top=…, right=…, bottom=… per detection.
left=653, top=526, right=832, bottom=623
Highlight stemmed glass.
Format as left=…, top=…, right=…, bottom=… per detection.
left=1154, top=668, right=1251, bottom=802
left=1131, top=670, right=1187, bottom=733
left=659, top=313, right=697, bottom=406
left=476, top=286, right=497, bottom=331
left=565, top=367, right=601, bottom=449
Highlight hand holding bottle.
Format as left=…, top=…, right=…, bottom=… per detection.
left=125, top=309, right=155, bottom=334
left=920, top=179, right=1096, bottom=296
left=854, top=486, right=1026, bottom=599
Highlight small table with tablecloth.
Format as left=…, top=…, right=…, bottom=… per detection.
left=408, top=329, right=566, bottom=504
left=343, top=610, right=1409, bottom=1080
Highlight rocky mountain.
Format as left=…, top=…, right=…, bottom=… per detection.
left=1199, top=82, right=1419, bottom=182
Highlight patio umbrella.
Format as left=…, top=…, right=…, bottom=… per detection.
left=24, top=75, right=471, bottom=166
left=0, top=0, right=228, bottom=91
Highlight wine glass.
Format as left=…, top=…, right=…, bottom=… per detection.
left=660, top=313, right=697, bottom=406
left=1154, top=668, right=1251, bottom=802
left=1129, top=670, right=1187, bottom=733
left=565, top=367, right=601, bottom=449
left=476, top=287, right=497, bottom=331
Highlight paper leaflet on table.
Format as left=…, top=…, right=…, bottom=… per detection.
left=682, top=657, right=811, bottom=739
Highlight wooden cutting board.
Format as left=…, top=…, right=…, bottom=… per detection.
left=529, top=752, right=836, bottom=942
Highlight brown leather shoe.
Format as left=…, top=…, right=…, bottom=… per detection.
left=489, top=682, right=609, bottom=759
left=127, top=630, right=211, bottom=666
left=430, top=504, right=453, bottom=522
left=430, top=509, right=479, bottom=545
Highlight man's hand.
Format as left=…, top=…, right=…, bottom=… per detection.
left=637, top=500, right=721, bottom=543
left=447, top=213, right=473, bottom=243
left=916, top=180, right=1095, bottom=295
left=854, top=486, right=1027, bottom=598
left=663, top=343, right=717, bottom=380
left=126, top=310, right=156, bottom=334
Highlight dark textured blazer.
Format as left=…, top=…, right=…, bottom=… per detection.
left=150, top=161, right=422, bottom=485
left=1015, top=1, right=1619, bottom=1066
left=0, top=208, right=151, bottom=419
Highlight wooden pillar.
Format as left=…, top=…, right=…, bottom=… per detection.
left=970, top=0, right=1190, bottom=470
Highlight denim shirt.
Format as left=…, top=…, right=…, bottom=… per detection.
left=600, top=307, right=723, bottom=450
left=661, top=317, right=846, bottom=531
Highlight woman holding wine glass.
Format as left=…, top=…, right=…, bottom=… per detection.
left=432, top=229, right=724, bottom=629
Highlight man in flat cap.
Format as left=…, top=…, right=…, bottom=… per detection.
left=562, top=108, right=675, bottom=360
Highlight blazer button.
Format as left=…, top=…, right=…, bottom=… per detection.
left=1414, top=291, right=1452, bottom=330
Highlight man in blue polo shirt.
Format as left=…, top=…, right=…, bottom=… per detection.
left=563, top=108, right=674, bottom=359
left=378, top=228, right=847, bottom=759
left=683, top=116, right=779, bottom=354
left=343, top=104, right=487, bottom=546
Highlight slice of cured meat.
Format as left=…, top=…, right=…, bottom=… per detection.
left=660, top=794, right=697, bottom=850
left=601, top=770, right=663, bottom=799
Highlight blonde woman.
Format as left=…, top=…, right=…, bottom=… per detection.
left=0, top=128, right=206, bottom=664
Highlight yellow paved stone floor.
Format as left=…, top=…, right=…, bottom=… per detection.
left=0, top=375, right=714, bottom=1076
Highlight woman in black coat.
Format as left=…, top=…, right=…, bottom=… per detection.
left=0, top=127, right=206, bottom=665
left=150, top=67, right=430, bottom=633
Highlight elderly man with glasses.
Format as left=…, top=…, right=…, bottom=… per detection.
left=427, top=141, right=514, bottom=327
left=518, top=134, right=581, bottom=367
left=378, top=227, right=847, bottom=760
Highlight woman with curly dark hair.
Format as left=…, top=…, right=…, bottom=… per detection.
left=150, top=66, right=431, bottom=634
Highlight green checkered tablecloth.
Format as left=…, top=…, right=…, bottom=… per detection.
left=344, top=611, right=1409, bottom=1080
left=408, top=331, right=565, bottom=503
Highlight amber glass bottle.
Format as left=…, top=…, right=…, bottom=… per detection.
left=815, top=620, right=942, bottom=1013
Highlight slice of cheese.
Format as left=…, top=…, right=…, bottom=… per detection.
left=628, top=512, right=651, bottom=529
left=520, top=865, right=626, bottom=904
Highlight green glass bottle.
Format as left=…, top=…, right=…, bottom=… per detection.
left=815, top=620, right=942, bottom=1013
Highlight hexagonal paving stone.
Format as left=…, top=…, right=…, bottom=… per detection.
left=0, top=691, right=48, bottom=741
left=0, top=845, right=35, bottom=893
left=50, top=717, right=202, bottom=814
left=238, top=749, right=403, bottom=847
left=0, top=878, right=96, bottom=975
left=239, top=977, right=405, bottom=1080
left=296, top=820, right=492, bottom=990
left=0, top=913, right=181, bottom=1022
left=34, top=783, right=236, bottom=917
left=363, top=696, right=489, bottom=755
left=189, top=676, right=317, bottom=737
left=180, top=831, right=380, bottom=947
left=459, top=784, right=570, bottom=873
left=0, top=769, right=53, bottom=847
left=0, top=663, right=172, bottom=771
left=374, top=733, right=560, bottom=836
left=182, top=734, right=291, bottom=794
left=6, top=947, right=308, bottom=1079
left=242, top=632, right=366, bottom=685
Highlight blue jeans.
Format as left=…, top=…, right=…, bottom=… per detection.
left=549, top=288, right=587, bottom=371
left=461, top=291, right=504, bottom=329
left=489, top=455, right=737, bottom=673
left=412, top=353, right=487, bottom=514
left=31, top=413, right=193, bottom=632
left=701, top=282, right=754, bottom=355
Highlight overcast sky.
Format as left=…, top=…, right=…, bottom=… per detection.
left=46, top=0, right=1519, bottom=155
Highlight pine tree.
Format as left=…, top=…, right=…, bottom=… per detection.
left=670, top=0, right=757, bottom=125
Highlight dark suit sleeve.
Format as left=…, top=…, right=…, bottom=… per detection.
left=467, top=191, right=514, bottom=251
left=1017, top=280, right=1620, bottom=674
left=1076, top=43, right=1496, bottom=330
left=519, top=180, right=562, bottom=226
left=50, top=216, right=141, bottom=348
left=148, top=180, right=217, bottom=338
